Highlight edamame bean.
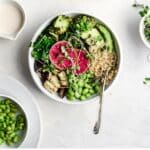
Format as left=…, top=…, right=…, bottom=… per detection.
left=89, top=89, right=95, bottom=94
left=0, top=138, right=4, bottom=145
left=75, top=92, right=80, bottom=99
left=68, top=89, right=74, bottom=96
left=87, top=73, right=92, bottom=78
left=95, top=85, right=100, bottom=92
left=86, top=93, right=91, bottom=98
left=82, top=88, right=88, bottom=95
left=72, top=83, right=78, bottom=90
left=13, top=135, right=19, bottom=143
left=84, top=84, right=91, bottom=89
left=67, top=93, right=75, bottom=100
left=78, top=80, right=84, bottom=87
left=80, top=96, right=86, bottom=100
left=78, top=87, right=82, bottom=94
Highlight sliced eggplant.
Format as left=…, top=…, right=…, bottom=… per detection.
left=58, top=88, right=66, bottom=98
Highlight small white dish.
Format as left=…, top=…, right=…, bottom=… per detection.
left=139, top=13, right=150, bottom=49
left=0, top=73, right=41, bottom=148
left=28, top=12, right=122, bottom=105
left=0, top=92, right=27, bottom=148
left=0, top=0, right=26, bottom=40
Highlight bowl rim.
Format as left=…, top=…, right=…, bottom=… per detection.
left=28, top=11, right=122, bottom=105
left=139, top=13, right=150, bottom=49
left=0, top=93, right=28, bottom=148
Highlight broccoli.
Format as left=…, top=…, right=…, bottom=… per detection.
left=53, top=15, right=72, bottom=34
left=71, top=15, right=96, bottom=33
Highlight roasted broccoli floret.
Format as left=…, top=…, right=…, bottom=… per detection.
left=71, top=15, right=96, bottom=33
left=53, top=15, right=72, bottom=34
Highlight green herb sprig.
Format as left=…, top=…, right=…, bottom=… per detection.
left=132, top=1, right=150, bottom=17
left=143, top=77, right=150, bottom=84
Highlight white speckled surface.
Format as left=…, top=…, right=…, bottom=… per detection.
left=1, top=0, right=150, bottom=148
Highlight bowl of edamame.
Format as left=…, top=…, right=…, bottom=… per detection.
left=0, top=94, right=27, bottom=148
left=139, top=13, right=150, bottom=49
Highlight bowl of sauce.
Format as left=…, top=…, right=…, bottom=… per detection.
left=0, top=0, right=26, bottom=40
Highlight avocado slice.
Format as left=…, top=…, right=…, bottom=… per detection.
left=81, top=28, right=104, bottom=46
left=97, top=24, right=114, bottom=52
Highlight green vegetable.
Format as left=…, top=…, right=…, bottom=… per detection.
left=132, top=1, right=149, bottom=17
left=143, top=15, right=150, bottom=42
left=143, top=77, right=150, bottom=84
left=80, top=95, right=86, bottom=100
left=66, top=72, right=100, bottom=101
left=32, top=35, right=55, bottom=63
left=139, top=6, right=149, bottom=17
left=0, top=98, right=26, bottom=147
left=54, top=15, right=72, bottom=34
left=71, top=15, right=96, bottom=33
left=82, top=88, right=89, bottom=95
left=81, top=28, right=104, bottom=46
left=97, top=24, right=114, bottom=52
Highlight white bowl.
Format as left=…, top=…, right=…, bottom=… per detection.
left=0, top=0, right=26, bottom=40
left=0, top=90, right=27, bottom=148
left=28, top=12, right=122, bottom=104
left=139, top=13, right=150, bottom=49
left=0, top=74, right=41, bottom=148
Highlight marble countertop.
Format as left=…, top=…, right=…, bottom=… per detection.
left=0, top=0, right=150, bottom=148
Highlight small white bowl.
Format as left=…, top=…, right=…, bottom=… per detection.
left=28, top=12, right=122, bottom=104
left=0, top=0, right=26, bottom=40
left=0, top=90, right=27, bottom=148
left=139, top=13, right=150, bottom=49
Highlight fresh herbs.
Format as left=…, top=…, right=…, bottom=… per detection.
left=144, top=15, right=150, bottom=41
left=132, top=1, right=149, bottom=17
left=143, top=77, right=150, bottom=84
left=32, top=35, right=55, bottom=63
left=140, top=6, right=149, bottom=17
left=132, top=1, right=150, bottom=85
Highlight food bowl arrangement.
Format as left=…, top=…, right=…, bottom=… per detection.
left=29, top=12, right=122, bottom=104
left=0, top=93, right=27, bottom=148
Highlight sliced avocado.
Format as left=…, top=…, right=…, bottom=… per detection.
left=81, top=28, right=104, bottom=46
left=81, top=28, right=101, bottom=39
left=97, top=24, right=114, bottom=52
left=54, top=15, right=72, bottom=34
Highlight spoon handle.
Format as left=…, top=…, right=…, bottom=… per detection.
left=93, top=69, right=109, bottom=134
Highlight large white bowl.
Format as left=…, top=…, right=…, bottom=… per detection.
left=28, top=12, right=122, bottom=104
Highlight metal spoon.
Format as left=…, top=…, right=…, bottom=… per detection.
left=93, top=69, right=109, bottom=134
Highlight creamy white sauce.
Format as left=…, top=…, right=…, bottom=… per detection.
left=0, top=3, right=23, bottom=35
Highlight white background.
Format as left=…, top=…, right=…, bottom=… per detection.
left=0, top=0, right=150, bottom=148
